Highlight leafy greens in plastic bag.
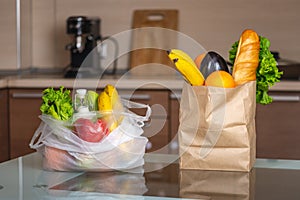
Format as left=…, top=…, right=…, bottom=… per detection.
left=40, top=86, right=74, bottom=120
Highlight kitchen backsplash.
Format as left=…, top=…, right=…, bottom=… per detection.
left=1, top=0, right=300, bottom=70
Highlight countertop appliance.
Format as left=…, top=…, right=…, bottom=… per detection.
left=272, top=51, right=300, bottom=80
left=64, top=16, right=102, bottom=78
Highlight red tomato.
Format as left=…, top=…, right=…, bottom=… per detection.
left=74, top=118, right=109, bottom=142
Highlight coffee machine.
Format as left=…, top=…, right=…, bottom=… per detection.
left=64, top=16, right=102, bottom=78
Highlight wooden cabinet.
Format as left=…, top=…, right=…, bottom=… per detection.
left=256, top=91, right=300, bottom=159
left=0, top=89, right=9, bottom=162
left=169, top=91, right=181, bottom=154
left=119, top=90, right=170, bottom=153
left=8, top=89, right=43, bottom=159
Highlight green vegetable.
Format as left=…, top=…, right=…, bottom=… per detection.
left=229, top=36, right=283, bottom=105
left=40, top=86, right=74, bottom=120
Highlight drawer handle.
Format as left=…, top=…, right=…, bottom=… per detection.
left=12, top=93, right=43, bottom=99
left=170, top=93, right=181, bottom=100
left=270, top=95, right=300, bottom=102
left=120, top=94, right=151, bottom=100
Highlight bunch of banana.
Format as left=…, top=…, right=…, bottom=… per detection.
left=167, top=49, right=205, bottom=86
left=98, top=84, right=124, bottom=132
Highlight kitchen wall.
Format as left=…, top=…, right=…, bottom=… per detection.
left=1, top=0, right=300, bottom=70
left=0, top=0, right=17, bottom=69
left=0, top=0, right=31, bottom=70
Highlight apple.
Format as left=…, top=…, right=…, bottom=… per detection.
left=74, top=118, right=109, bottom=142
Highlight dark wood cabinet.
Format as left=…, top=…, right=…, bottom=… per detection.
left=0, top=89, right=9, bottom=162
left=256, top=91, right=300, bottom=159
left=169, top=91, right=181, bottom=154
left=119, top=90, right=170, bottom=153
left=8, top=89, right=43, bottom=159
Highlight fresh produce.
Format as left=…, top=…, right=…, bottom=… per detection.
left=205, top=70, right=235, bottom=88
left=44, top=146, right=72, bottom=170
left=73, top=118, right=109, bottom=143
left=98, top=84, right=124, bottom=131
left=194, top=53, right=206, bottom=68
left=229, top=30, right=283, bottom=104
left=86, top=90, right=99, bottom=111
left=166, top=49, right=233, bottom=88
left=40, top=86, right=74, bottom=120
left=230, top=29, right=260, bottom=86
left=167, top=49, right=205, bottom=86
left=166, top=29, right=281, bottom=95
left=38, top=84, right=126, bottom=144
left=98, top=84, right=121, bottom=111
left=199, top=51, right=230, bottom=78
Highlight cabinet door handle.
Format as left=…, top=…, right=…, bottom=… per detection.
left=12, top=93, right=43, bottom=99
left=270, top=95, right=300, bottom=102
left=170, top=93, right=181, bottom=100
left=120, top=94, right=151, bottom=100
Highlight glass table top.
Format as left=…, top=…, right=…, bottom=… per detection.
left=0, top=152, right=300, bottom=200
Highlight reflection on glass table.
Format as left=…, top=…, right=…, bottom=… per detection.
left=0, top=153, right=300, bottom=200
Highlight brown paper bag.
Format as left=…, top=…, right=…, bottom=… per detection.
left=178, top=81, right=256, bottom=172
left=179, top=169, right=255, bottom=200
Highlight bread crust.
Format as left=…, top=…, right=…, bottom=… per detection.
left=232, top=29, right=260, bottom=86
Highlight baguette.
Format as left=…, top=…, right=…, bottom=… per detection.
left=232, top=29, right=260, bottom=86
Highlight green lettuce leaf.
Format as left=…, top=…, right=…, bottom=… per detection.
left=40, top=86, right=74, bottom=120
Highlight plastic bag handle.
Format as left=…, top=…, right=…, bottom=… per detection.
left=121, top=99, right=152, bottom=122
left=29, top=121, right=52, bottom=149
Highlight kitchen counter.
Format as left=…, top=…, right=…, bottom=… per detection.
left=0, top=152, right=300, bottom=200
left=0, top=73, right=299, bottom=91
left=6, top=74, right=186, bottom=90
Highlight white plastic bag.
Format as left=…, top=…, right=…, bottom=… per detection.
left=29, top=99, right=151, bottom=172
